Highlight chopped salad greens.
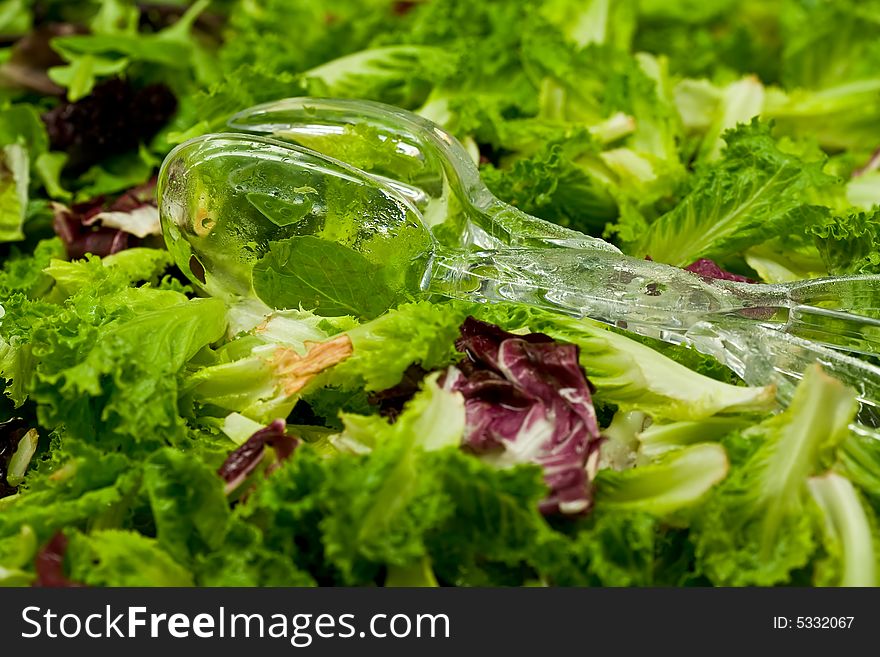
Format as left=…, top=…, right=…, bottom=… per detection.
left=1, top=0, right=880, bottom=587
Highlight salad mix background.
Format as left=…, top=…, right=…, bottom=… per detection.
left=1, top=0, right=880, bottom=587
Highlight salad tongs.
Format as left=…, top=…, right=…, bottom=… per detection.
left=158, top=97, right=880, bottom=424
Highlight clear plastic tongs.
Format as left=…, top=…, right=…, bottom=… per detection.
left=157, top=97, right=880, bottom=430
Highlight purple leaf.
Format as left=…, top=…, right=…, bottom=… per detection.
left=52, top=200, right=133, bottom=259
left=34, top=532, right=83, bottom=588
left=443, top=318, right=603, bottom=515
left=684, top=258, right=755, bottom=283
left=42, top=78, right=176, bottom=172
left=368, top=363, right=432, bottom=420
left=51, top=177, right=160, bottom=258
left=218, top=419, right=299, bottom=494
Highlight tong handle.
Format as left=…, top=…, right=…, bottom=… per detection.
left=430, top=246, right=880, bottom=355
left=429, top=246, right=880, bottom=419
left=430, top=248, right=880, bottom=422
left=676, top=319, right=880, bottom=431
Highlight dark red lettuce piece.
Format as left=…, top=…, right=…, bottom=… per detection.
left=101, top=177, right=158, bottom=213
left=684, top=258, right=755, bottom=283
left=368, top=363, right=432, bottom=420
left=42, top=78, right=176, bottom=172
left=34, top=532, right=83, bottom=588
left=218, top=419, right=299, bottom=494
left=52, top=177, right=159, bottom=258
left=53, top=201, right=133, bottom=259
left=443, top=317, right=603, bottom=515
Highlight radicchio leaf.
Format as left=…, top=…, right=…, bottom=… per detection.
left=683, top=258, right=774, bottom=318
left=368, top=363, right=432, bottom=420
left=52, top=177, right=160, bottom=258
left=684, top=258, right=755, bottom=283
left=442, top=317, right=603, bottom=515
left=34, top=532, right=83, bottom=588
left=218, top=419, right=299, bottom=494
left=53, top=200, right=133, bottom=259
left=81, top=178, right=161, bottom=238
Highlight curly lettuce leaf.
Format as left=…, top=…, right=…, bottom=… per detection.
left=0, top=254, right=227, bottom=446
left=810, top=209, right=880, bottom=275
left=692, top=364, right=859, bottom=586
left=194, top=518, right=315, bottom=587
left=633, top=0, right=781, bottom=82
left=143, top=447, right=230, bottom=565
left=0, top=438, right=138, bottom=546
left=481, top=134, right=618, bottom=236
left=635, top=120, right=834, bottom=266
left=66, top=529, right=194, bottom=587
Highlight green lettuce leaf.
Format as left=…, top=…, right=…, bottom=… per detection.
left=808, top=473, right=879, bottom=587
left=810, top=209, right=880, bottom=275
left=635, top=120, right=833, bottom=266
left=67, top=529, right=194, bottom=587
left=328, top=300, right=474, bottom=391
left=537, top=511, right=662, bottom=587
left=0, top=253, right=226, bottom=445
left=0, top=438, right=138, bottom=545
left=143, top=448, right=230, bottom=565
left=48, top=0, right=213, bottom=99
left=253, top=237, right=397, bottom=320
left=424, top=449, right=549, bottom=586
left=194, top=518, right=315, bottom=587
left=595, top=443, right=729, bottom=516
left=692, top=364, right=859, bottom=586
